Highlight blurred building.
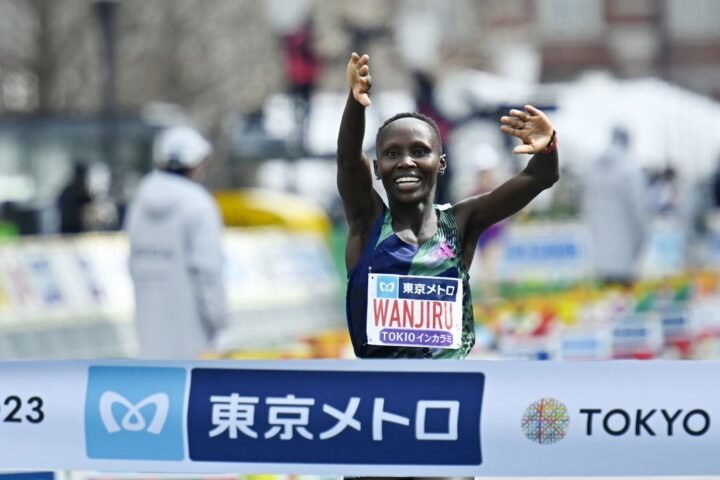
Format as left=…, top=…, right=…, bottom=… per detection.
left=1, top=0, right=720, bottom=206
left=474, top=0, right=720, bottom=98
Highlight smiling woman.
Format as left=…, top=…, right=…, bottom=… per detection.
left=337, top=52, right=559, bottom=361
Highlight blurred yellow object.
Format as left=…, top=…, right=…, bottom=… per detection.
left=219, top=341, right=315, bottom=360
left=214, top=188, right=331, bottom=237
left=556, top=298, right=580, bottom=325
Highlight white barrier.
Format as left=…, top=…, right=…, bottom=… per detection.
left=0, top=230, right=342, bottom=358
left=0, top=359, right=718, bottom=477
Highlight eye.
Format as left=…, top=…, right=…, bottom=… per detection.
left=412, top=148, right=429, bottom=157
left=384, top=150, right=400, bottom=159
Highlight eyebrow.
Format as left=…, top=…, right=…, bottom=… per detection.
left=409, top=140, right=432, bottom=149
left=381, top=137, right=433, bottom=150
left=379, top=142, right=401, bottom=154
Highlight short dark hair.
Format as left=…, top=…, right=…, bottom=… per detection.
left=375, top=112, right=443, bottom=153
left=73, top=162, right=88, bottom=177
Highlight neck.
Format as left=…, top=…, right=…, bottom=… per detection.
left=388, top=197, right=437, bottom=244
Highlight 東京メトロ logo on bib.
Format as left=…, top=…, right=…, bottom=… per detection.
left=85, top=366, right=186, bottom=460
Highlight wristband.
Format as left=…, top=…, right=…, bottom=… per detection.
left=541, top=130, right=558, bottom=154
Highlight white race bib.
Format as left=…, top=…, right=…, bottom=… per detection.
left=366, top=273, right=463, bottom=349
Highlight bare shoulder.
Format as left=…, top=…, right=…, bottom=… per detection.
left=452, top=193, right=492, bottom=239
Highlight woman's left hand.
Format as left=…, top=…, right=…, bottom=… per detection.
left=500, top=105, right=554, bottom=154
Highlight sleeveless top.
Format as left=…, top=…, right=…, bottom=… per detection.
left=346, top=204, right=475, bottom=359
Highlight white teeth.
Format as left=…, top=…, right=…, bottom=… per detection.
left=395, top=177, right=420, bottom=185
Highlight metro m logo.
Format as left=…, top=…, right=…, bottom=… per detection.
left=374, top=275, right=399, bottom=299
left=99, top=391, right=169, bottom=434
left=85, top=366, right=186, bottom=460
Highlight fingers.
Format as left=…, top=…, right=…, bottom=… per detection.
left=350, top=52, right=370, bottom=66
left=524, top=104, right=554, bottom=136
left=356, top=71, right=372, bottom=92
left=500, top=124, right=523, bottom=137
left=352, top=58, right=372, bottom=107
left=353, top=81, right=371, bottom=106
left=347, top=52, right=371, bottom=96
left=524, top=104, right=543, bottom=116
left=501, top=105, right=552, bottom=154
left=500, top=124, right=533, bottom=154
left=500, top=115, right=524, bottom=130
left=508, top=108, right=530, bottom=122
left=508, top=105, right=547, bottom=122
left=355, top=92, right=371, bottom=107
left=512, top=144, right=535, bottom=155
left=349, top=53, right=371, bottom=79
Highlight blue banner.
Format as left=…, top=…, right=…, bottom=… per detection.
left=187, top=368, right=484, bottom=465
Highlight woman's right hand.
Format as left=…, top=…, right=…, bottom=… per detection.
left=347, top=52, right=372, bottom=107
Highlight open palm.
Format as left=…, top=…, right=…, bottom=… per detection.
left=500, top=105, right=554, bottom=154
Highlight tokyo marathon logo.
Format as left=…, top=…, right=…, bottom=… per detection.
left=521, top=398, right=570, bottom=445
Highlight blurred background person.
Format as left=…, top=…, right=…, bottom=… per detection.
left=698, top=152, right=720, bottom=249
left=581, top=126, right=649, bottom=286
left=0, top=202, right=19, bottom=240
left=124, top=125, right=228, bottom=359
left=282, top=18, right=321, bottom=142
left=265, top=0, right=321, bottom=150
left=84, top=162, right=120, bottom=231
left=711, top=154, right=720, bottom=210
left=413, top=70, right=454, bottom=204
left=57, top=162, right=92, bottom=234
left=648, top=165, right=679, bottom=217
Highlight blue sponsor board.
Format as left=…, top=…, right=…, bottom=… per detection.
left=0, top=474, right=54, bottom=480
left=188, top=369, right=484, bottom=465
left=85, top=366, right=186, bottom=460
left=505, top=242, right=578, bottom=262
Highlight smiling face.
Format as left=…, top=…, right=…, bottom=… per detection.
left=374, top=117, right=446, bottom=205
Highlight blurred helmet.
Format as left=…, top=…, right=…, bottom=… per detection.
left=153, top=125, right=212, bottom=170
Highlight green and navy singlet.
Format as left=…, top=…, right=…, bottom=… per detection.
left=346, top=204, right=475, bottom=359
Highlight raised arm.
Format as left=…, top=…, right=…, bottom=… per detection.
left=454, top=105, right=559, bottom=267
left=337, top=52, right=383, bottom=270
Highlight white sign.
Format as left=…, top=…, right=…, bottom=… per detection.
left=0, top=360, right=719, bottom=477
left=366, top=273, right=463, bottom=349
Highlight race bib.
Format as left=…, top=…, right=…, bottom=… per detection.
left=366, top=273, right=463, bottom=349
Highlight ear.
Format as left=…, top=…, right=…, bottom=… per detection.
left=439, top=154, right=447, bottom=175
left=373, top=159, right=380, bottom=179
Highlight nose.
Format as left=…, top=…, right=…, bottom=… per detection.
left=398, top=153, right=417, bottom=168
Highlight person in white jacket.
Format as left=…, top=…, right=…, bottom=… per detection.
left=581, top=126, right=649, bottom=286
left=125, top=125, right=228, bottom=359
